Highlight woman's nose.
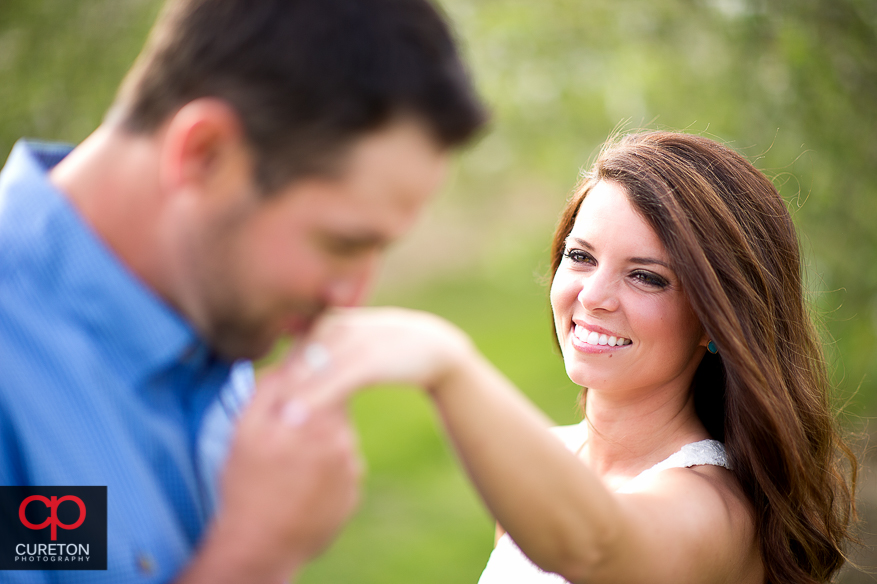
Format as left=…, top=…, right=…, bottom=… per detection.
left=576, top=268, right=620, bottom=312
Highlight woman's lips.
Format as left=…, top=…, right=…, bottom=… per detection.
left=570, top=323, right=632, bottom=353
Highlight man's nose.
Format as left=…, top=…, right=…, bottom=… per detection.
left=325, top=260, right=377, bottom=307
left=576, top=268, right=620, bottom=312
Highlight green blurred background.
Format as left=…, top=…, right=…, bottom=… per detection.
left=2, top=0, right=875, bottom=581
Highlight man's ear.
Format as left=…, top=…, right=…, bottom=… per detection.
left=157, top=98, right=253, bottom=199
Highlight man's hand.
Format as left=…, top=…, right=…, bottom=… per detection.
left=180, top=307, right=473, bottom=583
left=178, top=360, right=362, bottom=584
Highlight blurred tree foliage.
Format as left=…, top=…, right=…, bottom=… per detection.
left=1, top=0, right=875, bottom=581
left=0, top=0, right=160, bottom=146
left=439, top=0, right=877, bottom=412
left=2, top=1, right=874, bottom=406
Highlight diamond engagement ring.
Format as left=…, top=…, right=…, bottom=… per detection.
left=303, top=343, right=331, bottom=372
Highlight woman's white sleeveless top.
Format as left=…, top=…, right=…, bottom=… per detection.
left=476, top=422, right=731, bottom=584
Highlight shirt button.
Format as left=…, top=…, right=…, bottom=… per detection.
left=136, top=551, right=156, bottom=575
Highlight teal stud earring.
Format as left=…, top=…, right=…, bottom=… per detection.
left=707, top=340, right=718, bottom=354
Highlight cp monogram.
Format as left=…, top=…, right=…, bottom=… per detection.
left=19, top=496, right=86, bottom=541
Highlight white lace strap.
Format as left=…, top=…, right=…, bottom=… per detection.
left=645, top=439, right=732, bottom=476
left=549, top=421, right=588, bottom=453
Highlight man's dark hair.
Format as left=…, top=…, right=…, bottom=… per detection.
left=114, top=0, right=487, bottom=191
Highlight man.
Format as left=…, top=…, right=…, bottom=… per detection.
left=0, top=0, right=485, bottom=581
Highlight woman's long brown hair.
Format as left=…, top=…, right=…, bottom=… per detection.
left=550, top=131, right=857, bottom=583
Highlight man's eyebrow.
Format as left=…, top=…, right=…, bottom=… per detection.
left=568, top=237, right=670, bottom=268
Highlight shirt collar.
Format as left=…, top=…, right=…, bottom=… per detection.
left=0, top=139, right=226, bottom=384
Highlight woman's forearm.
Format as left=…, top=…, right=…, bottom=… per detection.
left=428, top=349, right=625, bottom=579
left=288, top=307, right=635, bottom=580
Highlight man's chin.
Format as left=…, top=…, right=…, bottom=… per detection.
left=208, top=330, right=282, bottom=362
left=205, top=310, right=324, bottom=362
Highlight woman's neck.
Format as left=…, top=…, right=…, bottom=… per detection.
left=578, top=382, right=708, bottom=485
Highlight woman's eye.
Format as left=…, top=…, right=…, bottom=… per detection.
left=563, top=249, right=594, bottom=264
left=631, top=270, right=669, bottom=289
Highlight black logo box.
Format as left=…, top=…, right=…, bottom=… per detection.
left=0, top=486, right=107, bottom=571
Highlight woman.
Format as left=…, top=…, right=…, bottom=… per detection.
left=284, top=131, right=856, bottom=583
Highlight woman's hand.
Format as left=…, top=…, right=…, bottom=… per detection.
left=281, top=307, right=478, bottom=404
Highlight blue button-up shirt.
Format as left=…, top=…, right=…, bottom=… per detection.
left=0, top=141, right=254, bottom=583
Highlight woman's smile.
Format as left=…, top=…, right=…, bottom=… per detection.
left=550, top=179, right=706, bottom=391
left=570, top=321, right=633, bottom=353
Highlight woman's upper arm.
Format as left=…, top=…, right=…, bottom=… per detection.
left=573, top=467, right=756, bottom=584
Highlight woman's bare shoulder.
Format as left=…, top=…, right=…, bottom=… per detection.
left=613, top=464, right=764, bottom=584
left=685, top=465, right=765, bottom=583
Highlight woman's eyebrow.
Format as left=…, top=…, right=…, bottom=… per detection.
left=568, top=237, right=594, bottom=250
left=569, top=237, right=670, bottom=268
left=629, top=256, right=670, bottom=268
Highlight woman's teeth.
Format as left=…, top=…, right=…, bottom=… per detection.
left=574, top=324, right=631, bottom=347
